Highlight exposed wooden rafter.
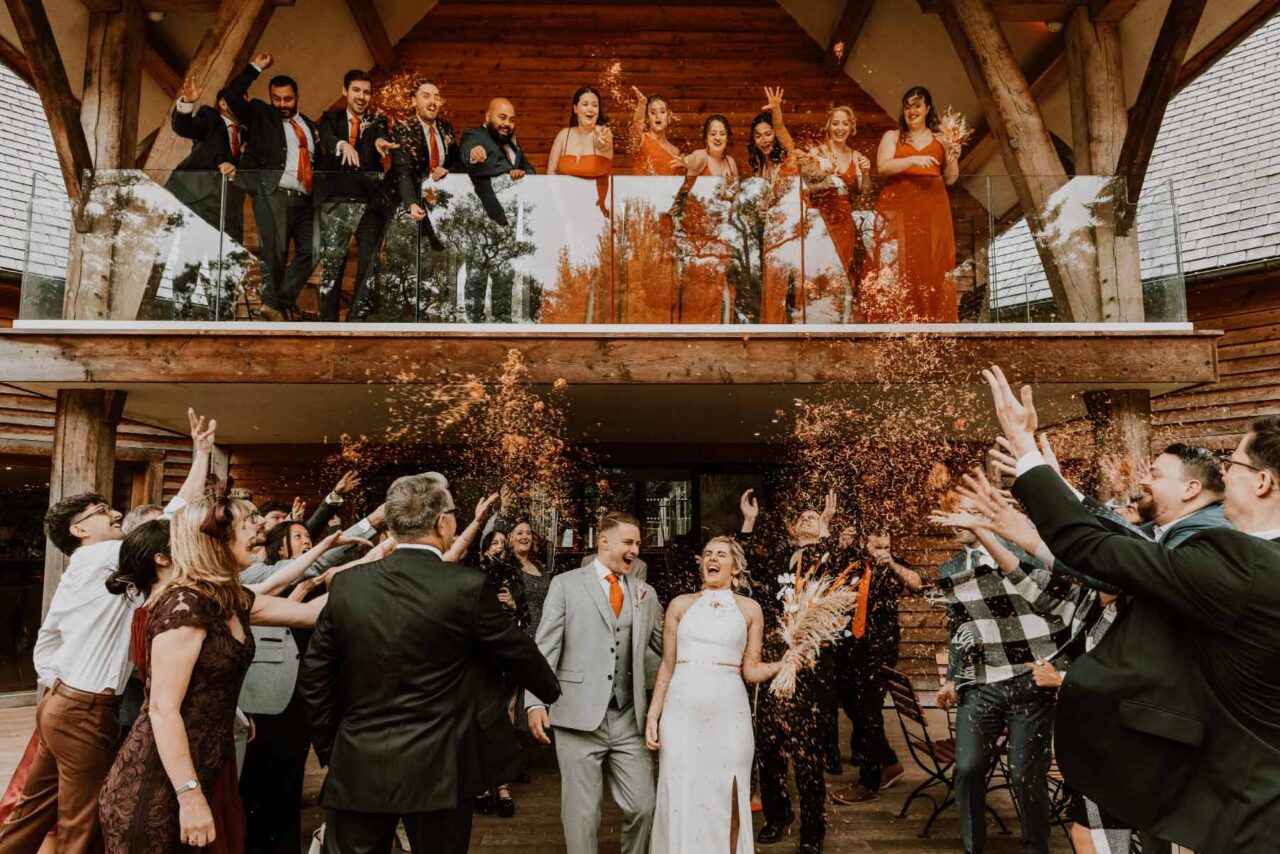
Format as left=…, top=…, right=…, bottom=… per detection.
left=822, top=0, right=874, bottom=76
left=1176, top=0, right=1280, bottom=93
left=1115, top=0, right=1209, bottom=234
left=959, top=34, right=1066, bottom=174
left=344, top=0, right=396, bottom=70
left=3, top=0, right=94, bottom=198
left=0, top=33, right=34, bottom=86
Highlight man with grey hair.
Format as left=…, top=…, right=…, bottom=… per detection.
left=121, top=504, right=164, bottom=535
left=301, top=474, right=558, bottom=854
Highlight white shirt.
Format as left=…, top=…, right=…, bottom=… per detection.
left=32, top=539, right=140, bottom=694
left=278, top=115, right=314, bottom=193
left=1153, top=509, right=1200, bottom=542
left=592, top=558, right=630, bottom=609
left=963, top=544, right=997, bottom=570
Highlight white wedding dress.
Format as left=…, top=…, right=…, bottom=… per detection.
left=651, top=588, right=753, bottom=854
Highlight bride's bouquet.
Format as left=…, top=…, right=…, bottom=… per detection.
left=938, top=106, right=974, bottom=151
left=769, top=558, right=860, bottom=698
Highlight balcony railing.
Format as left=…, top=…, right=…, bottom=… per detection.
left=16, top=168, right=1186, bottom=325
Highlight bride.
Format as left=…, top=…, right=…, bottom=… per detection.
left=646, top=536, right=793, bottom=853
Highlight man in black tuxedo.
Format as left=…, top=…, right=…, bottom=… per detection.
left=459, top=98, right=536, bottom=322
left=166, top=78, right=246, bottom=243
left=391, top=79, right=461, bottom=249
left=315, top=70, right=398, bottom=322
left=977, top=366, right=1280, bottom=854
left=223, top=51, right=321, bottom=320
left=299, top=473, right=559, bottom=854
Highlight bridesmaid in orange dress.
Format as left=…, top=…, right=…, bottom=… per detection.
left=629, top=87, right=681, bottom=176
left=745, top=88, right=800, bottom=323
left=746, top=87, right=799, bottom=180
left=547, top=85, right=614, bottom=218
left=869, top=86, right=960, bottom=323
left=799, top=104, right=871, bottom=322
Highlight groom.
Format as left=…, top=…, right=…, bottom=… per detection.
left=527, top=512, right=664, bottom=854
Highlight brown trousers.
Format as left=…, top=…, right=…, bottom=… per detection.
left=0, top=683, right=121, bottom=854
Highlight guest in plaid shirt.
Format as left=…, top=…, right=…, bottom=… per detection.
left=929, top=502, right=1062, bottom=854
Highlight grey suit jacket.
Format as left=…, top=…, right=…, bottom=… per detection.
left=526, top=566, right=663, bottom=733
left=238, top=559, right=300, bottom=715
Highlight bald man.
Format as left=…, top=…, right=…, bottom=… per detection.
left=459, top=99, right=537, bottom=321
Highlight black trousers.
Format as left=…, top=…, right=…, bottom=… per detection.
left=828, top=640, right=899, bottom=790
left=318, top=197, right=390, bottom=321
left=322, top=804, right=473, bottom=854
left=757, top=653, right=832, bottom=846
left=954, top=672, right=1054, bottom=854
left=240, top=690, right=311, bottom=854
left=167, top=174, right=246, bottom=245
left=252, top=187, right=315, bottom=310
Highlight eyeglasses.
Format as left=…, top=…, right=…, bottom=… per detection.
left=1223, top=456, right=1268, bottom=476
left=70, top=504, right=110, bottom=526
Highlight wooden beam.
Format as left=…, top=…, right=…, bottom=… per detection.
left=0, top=328, right=1221, bottom=387
left=939, top=0, right=1100, bottom=321
left=344, top=0, right=396, bottom=71
left=43, top=388, right=123, bottom=614
left=143, top=0, right=275, bottom=176
left=81, top=0, right=145, bottom=168
left=822, top=0, right=874, bottom=76
left=0, top=33, right=34, bottom=86
left=142, top=22, right=184, bottom=99
left=1176, top=0, right=1280, bottom=93
left=145, top=0, right=293, bottom=9
left=3, top=0, right=94, bottom=198
left=960, top=33, right=1066, bottom=174
left=1084, top=388, right=1151, bottom=496
left=1115, top=0, right=1209, bottom=234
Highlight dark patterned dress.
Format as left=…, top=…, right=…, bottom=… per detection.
left=100, top=586, right=255, bottom=853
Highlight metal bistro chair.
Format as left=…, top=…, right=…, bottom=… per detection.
left=884, top=666, right=1012, bottom=838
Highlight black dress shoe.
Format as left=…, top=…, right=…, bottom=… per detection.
left=497, top=792, right=515, bottom=818
left=473, top=792, right=495, bottom=815
left=756, top=811, right=794, bottom=845
left=825, top=754, right=844, bottom=776
left=797, top=843, right=823, bottom=854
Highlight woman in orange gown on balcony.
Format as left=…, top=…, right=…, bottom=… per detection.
left=548, top=85, right=614, bottom=218
left=868, top=86, right=959, bottom=323
left=799, top=104, right=870, bottom=322
left=629, top=88, right=682, bottom=176
left=744, top=88, right=800, bottom=323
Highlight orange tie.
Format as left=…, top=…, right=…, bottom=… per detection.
left=289, top=119, right=313, bottom=193
left=349, top=115, right=359, bottom=148
left=606, top=572, right=623, bottom=618
left=428, top=124, right=441, bottom=171
left=228, top=124, right=240, bottom=159
left=851, top=562, right=872, bottom=639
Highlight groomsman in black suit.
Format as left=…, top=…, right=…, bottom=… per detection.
left=459, top=99, right=536, bottom=322
left=166, top=78, right=246, bottom=243
left=299, top=474, right=559, bottom=854
left=315, top=70, right=398, bottom=322
left=980, top=366, right=1280, bottom=854
left=391, top=77, right=462, bottom=251
left=223, top=51, right=321, bottom=320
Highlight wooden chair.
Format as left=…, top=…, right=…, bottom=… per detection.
left=883, top=665, right=1011, bottom=838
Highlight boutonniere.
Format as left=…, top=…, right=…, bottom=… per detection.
left=359, top=119, right=374, bottom=135
left=636, top=587, right=649, bottom=608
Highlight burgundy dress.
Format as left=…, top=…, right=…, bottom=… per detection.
left=100, top=587, right=255, bottom=853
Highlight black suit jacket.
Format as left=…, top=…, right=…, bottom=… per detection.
left=298, top=548, right=559, bottom=814
left=1014, top=465, right=1280, bottom=852
left=222, top=63, right=319, bottom=194
left=316, top=108, right=393, bottom=204
left=391, top=117, right=463, bottom=211
left=459, top=125, right=536, bottom=225
left=166, top=105, right=241, bottom=207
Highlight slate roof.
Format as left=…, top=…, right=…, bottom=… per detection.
left=0, top=62, right=70, bottom=279
left=991, top=10, right=1280, bottom=308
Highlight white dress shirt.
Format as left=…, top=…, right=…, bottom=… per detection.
left=32, top=539, right=140, bottom=694
left=278, top=116, right=314, bottom=193
left=963, top=544, right=998, bottom=571
left=592, top=558, right=630, bottom=610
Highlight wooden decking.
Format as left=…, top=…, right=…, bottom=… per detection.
left=0, top=704, right=1071, bottom=852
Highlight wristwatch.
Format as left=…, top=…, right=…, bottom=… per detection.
left=174, top=779, right=200, bottom=796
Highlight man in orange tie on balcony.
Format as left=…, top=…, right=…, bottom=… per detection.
left=223, top=51, right=321, bottom=322
left=316, top=70, right=398, bottom=322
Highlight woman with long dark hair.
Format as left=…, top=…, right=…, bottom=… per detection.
left=869, top=85, right=959, bottom=323
left=548, top=85, right=614, bottom=217
left=746, top=88, right=797, bottom=180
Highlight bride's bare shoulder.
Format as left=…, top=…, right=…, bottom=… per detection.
left=669, top=593, right=699, bottom=615
left=732, top=594, right=763, bottom=618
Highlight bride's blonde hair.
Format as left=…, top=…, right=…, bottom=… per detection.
left=701, top=535, right=749, bottom=592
